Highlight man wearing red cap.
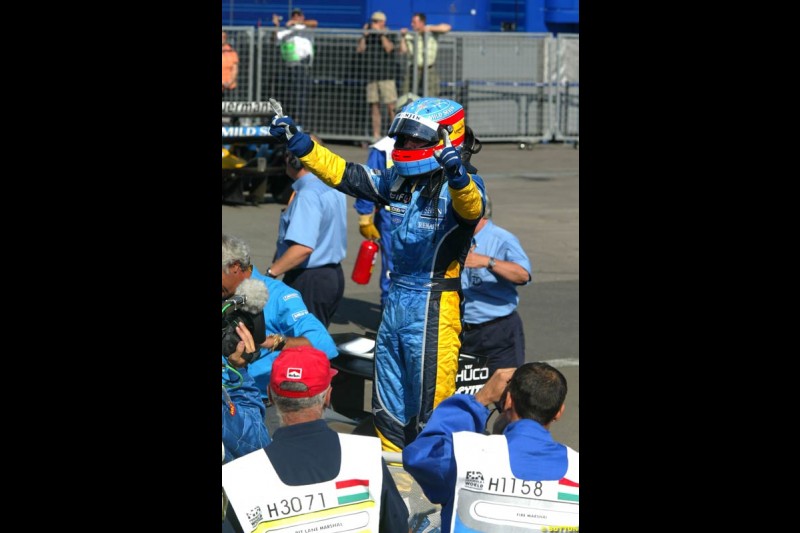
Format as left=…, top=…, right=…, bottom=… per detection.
left=222, top=346, right=409, bottom=533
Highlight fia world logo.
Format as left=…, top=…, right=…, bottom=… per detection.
left=465, top=471, right=484, bottom=490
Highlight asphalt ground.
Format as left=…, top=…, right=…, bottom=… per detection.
left=222, top=140, right=579, bottom=451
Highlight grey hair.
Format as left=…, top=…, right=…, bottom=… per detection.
left=483, top=191, right=492, bottom=220
left=272, top=387, right=328, bottom=419
left=222, top=234, right=251, bottom=272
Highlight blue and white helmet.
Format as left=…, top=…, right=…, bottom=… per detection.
left=388, top=97, right=466, bottom=177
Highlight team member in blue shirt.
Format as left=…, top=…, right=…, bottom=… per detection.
left=266, top=140, right=348, bottom=328
left=222, top=234, right=338, bottom=412
left=461, top=193, right=532, bottom=375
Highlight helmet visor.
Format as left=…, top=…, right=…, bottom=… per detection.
left=387, top=112, right=441, bottom=145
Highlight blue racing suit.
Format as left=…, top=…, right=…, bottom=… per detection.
left=222, top=362, right=271, bottom=463
left=297, top=141, right=485, bottom=451
left=402, top=394, right=578, bottom=532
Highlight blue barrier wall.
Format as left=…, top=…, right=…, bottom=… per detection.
left=221, top=0, right=578, bottom=33
left=222, top=1, right=365, bottom=28
left=406, top=0, right=491, bottom=32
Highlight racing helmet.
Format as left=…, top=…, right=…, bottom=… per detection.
left=389, top=97, right=466, bottom=177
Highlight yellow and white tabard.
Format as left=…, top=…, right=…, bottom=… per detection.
left=451, top=431, right=579, bottom=532
left=222, top=433, right=383, bottom=533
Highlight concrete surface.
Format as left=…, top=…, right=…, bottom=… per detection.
left=222, top=140, right=579, bottom=450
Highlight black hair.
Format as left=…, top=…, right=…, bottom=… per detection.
left=287, top=153, right=303, bottom=170
left=508, top=362, right=567, bottom=425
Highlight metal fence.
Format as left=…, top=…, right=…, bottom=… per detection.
left=222, top=27, right=578, bottom=145
left=551, top=33, right=579, bottom=142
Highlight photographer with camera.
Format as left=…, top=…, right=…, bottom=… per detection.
left=222, top=234, right=338, bottom=433
left=356, top=11, right=399, bottom=142
left=222, top=278, right=269, bottom=362
left=403, top=363, right=579, bottom=532
left=222, top=321, right=271, bottom=463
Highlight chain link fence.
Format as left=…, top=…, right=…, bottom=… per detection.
left=223, top=28, right=578, bottom=145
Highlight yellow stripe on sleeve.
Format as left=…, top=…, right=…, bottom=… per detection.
left=299, top=142, right=347, bottom=187
left=449, top=178, right=483, bottom=221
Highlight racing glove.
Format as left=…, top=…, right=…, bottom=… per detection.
left=434, top=128, right=469, bottom=189
left=268, top=116, right=314, bottom=157
left=358, top=214, right=381, bottom=240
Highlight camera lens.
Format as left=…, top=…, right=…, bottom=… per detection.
left=221, top=311, right=255, bottom=357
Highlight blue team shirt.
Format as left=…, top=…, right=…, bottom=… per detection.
left=461, top=220, right=532, bottom=324
left=247, top=269, right=338, bottom=400
left=276, top=173, right=347, bottom=268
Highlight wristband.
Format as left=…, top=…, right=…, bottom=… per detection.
left=270, top=333, right=287, bottom=352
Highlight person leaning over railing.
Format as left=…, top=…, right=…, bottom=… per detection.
left=356, top=11, right=400, bottom=142
left=271, top=7, right=318, bottom=126
left=398, top=12, right=451, bottom=97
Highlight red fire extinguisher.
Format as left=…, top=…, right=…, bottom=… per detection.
left=352, top=240, right=379, bottom=284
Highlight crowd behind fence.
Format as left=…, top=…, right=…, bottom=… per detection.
left=223, top=27, right=578, bottom=145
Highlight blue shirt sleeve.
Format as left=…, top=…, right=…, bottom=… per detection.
left=496, top=230, right=532, bottom=283
left=402, top=394, right=490, bottom=504
left=245, top=273, right=339, bottom=399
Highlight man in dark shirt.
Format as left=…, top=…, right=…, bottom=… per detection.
left=356, top=11, right=399, bottom=141
left=222, top=346, right=409, bottom=532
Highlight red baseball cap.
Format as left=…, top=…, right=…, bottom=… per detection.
left=269, top=346, right=338, bottom=398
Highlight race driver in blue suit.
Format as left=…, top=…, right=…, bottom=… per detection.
left=268, top=97, right=486, bottom=452
left=354, top=94, right=420, bottom=309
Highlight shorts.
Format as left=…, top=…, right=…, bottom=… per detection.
left=367, top=79, right=398, bottom=105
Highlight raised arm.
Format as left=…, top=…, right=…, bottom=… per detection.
left=426, top=22, right=452, bottom=33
